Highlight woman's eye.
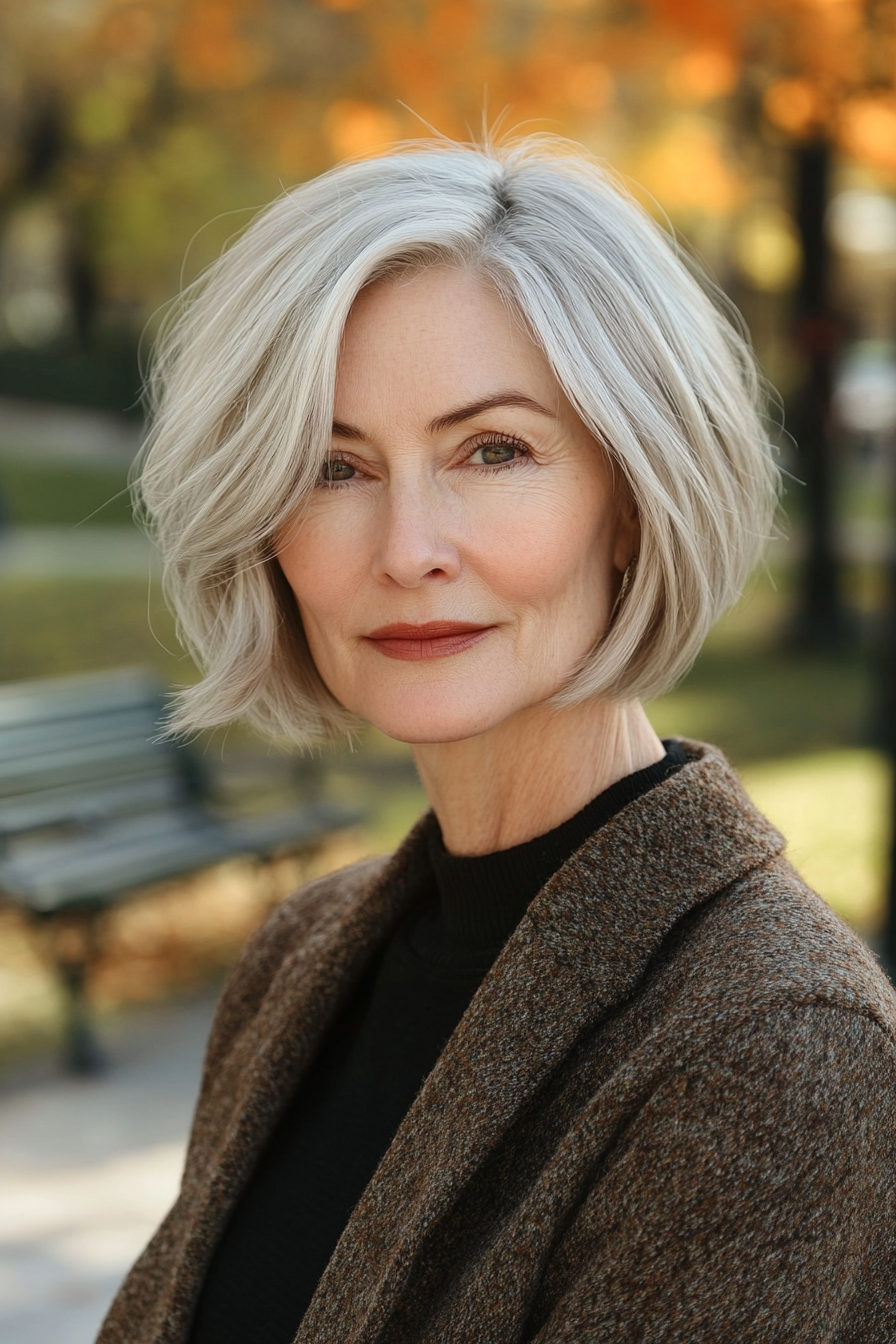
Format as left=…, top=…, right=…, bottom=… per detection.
left=469, top=440, right=525, bottom=466
left=320, top=458, right=355, bottom=483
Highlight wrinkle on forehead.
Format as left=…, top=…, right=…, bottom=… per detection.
left=334, top=266, right=568, bottom=439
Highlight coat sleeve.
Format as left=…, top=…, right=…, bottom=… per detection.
left=530, top=1003, right=896, bottom=1343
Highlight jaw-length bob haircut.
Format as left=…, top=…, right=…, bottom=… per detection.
left=139, top=134, right=779, bottom=746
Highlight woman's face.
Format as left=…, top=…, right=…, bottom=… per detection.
left=277, top=266, right=637, bottom=745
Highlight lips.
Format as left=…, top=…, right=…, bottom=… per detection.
left=364, top=621, right=493, bottom=661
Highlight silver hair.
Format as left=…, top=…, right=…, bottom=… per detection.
left=137, top=135, right=779, bottom=745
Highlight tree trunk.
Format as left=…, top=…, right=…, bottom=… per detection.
left=882, top=549, right=896, bottom=977
left=790, top=140, right=846, bottom=648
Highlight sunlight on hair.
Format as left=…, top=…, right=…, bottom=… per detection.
left=137, top=133, right=779, bottom=746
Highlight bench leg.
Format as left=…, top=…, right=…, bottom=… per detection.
left=45, top=915, right=107, bottom=1075
left=58, top=954, right=107, bottom=1075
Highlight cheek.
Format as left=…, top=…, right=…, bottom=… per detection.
left=475, top=486, right=615, bottom=611
left=277, top=516, right=362, bottom=632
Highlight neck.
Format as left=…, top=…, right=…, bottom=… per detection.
left=413, top=697, right=664, bottom=856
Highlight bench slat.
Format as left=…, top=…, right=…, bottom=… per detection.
left=0, top=667, right=362, bottom=1072
left=0, top=669, right=201, bottom=820
left=0, top=667, right=359, bottom=921
left=0, top=668, right=163, bottom=728
left=0, top=776, right=184, bottom=837
left=0, top=803, right=353, bottom=912
left=0, top=707, right=164, bottom=757
left=0, top=739, right=173, bottom=797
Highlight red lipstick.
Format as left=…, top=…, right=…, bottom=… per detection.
left=364, top=621, right=493, bottom=661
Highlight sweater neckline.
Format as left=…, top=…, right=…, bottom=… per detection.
left=423, top=740, right=687, bottom=953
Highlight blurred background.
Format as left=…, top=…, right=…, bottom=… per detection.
left=0, top=1, right=895, bottom=1339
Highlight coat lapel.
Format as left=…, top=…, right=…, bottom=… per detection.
left=297, top=742, right=784, bottom=1342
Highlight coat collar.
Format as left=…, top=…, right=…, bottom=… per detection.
left=295, top=740, right=785, bottom=1340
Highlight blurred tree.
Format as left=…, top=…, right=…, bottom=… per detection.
left=883, top=552, right=896, bottom=973
left=636, top=0, right=896, bottom=967
left=637, top=0, right=895, bottom=652
left=790, top=135, right=846, bottom=649
left=0, top=0, right=749, bottom=332
left=0, top=1, right=893, bottom=332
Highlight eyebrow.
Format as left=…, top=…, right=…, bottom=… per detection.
left=331, top=391, right=557, bottom=443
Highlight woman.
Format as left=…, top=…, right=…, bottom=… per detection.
left=100, top=137, right=896, bottom=1343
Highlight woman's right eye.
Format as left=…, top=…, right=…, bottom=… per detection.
left=320, top=458, right=356, bottom=484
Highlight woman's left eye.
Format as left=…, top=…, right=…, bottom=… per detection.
left=320, top=458, right=356, bottom=484
left=467, top=438, right=528, bottom=467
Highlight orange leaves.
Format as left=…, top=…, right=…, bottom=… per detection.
left=636, top=119, right=744, bottom=216
left=636, top=0, right=748, bottom=47
left=764, top=78, right=829, bottom=137
left=429, top=0, right=479, bottom=51
left=780, top=0, right=866, bottom=92
left=322, top=100, right=401, bottom=160
left=838, top=96, right=896, bottom=174
left=759, top=4, right=896, bottom=172
left=350, top=0, right=505, bottom=143
left=564, top=62, right=614, bottom=114
left=641, top=0, right=896, bottom=174
left=666, top=47, right=738, bottom=102
left=172, top=0, right=269, bottom=91
left=91, top=3, right=166, bottom=66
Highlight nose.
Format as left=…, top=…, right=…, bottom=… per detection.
left=372, top=476, right=462, bottom=588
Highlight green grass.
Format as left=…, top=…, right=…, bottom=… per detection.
left=739, top=750, right=890, bottom=934
left=0, top=575, right=189, bottom=685
left=644, top=564, right=873, bottom=764
left=648, top=648, right=871, bottom=764
left=0, top=457, right=133, bottom=527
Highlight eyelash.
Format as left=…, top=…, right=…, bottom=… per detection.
left=318, top=457, right=358, bottom=488
left=465, top=432, right=531, bottom=472
left=318, top=433, right=532, bottom=487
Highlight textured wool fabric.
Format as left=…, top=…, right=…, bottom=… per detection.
left=187, top=745, right=687, bottom=1344
left=98, top=741, right=896, bottom=1343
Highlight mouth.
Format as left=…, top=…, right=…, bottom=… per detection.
left=364, top=621, right=494, bottom=662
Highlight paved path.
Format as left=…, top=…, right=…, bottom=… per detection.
left=0, top=396, right=157, bottom=579
left=0, top=993, right=216, bottom=1344
left=0, top=526, right=159, bottom=578
left=0, top=398, right=141, bottom=468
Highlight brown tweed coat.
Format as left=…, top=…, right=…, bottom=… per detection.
left=99, top=741, right=896, bottom=1343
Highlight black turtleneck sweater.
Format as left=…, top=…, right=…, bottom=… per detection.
left=189, top=743, right=686, bottom=1344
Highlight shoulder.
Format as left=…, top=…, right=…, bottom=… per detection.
left=632, top=738, right=896, bottom=1037
left=631, top=856, right=896, bottom=1178
left=566, top=736, right=896, bottom=1055
left=697, top=852, right=896, bottom=1037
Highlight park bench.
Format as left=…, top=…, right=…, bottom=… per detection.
left=0, top=666, right=361, bottom=1072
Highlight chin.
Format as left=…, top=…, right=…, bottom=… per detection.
left=356, top=684, right=520, bottom=746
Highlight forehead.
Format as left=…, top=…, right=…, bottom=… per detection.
left=334, top=265, right=562, bottom=424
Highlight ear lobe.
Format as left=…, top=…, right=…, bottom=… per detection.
left=612, top=487, right=640, bottom=575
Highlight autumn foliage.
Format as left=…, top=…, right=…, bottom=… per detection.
left=0, top=0, right=893, bottom=319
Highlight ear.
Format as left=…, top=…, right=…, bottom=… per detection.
left=612, top=480, right=640, bottom=574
